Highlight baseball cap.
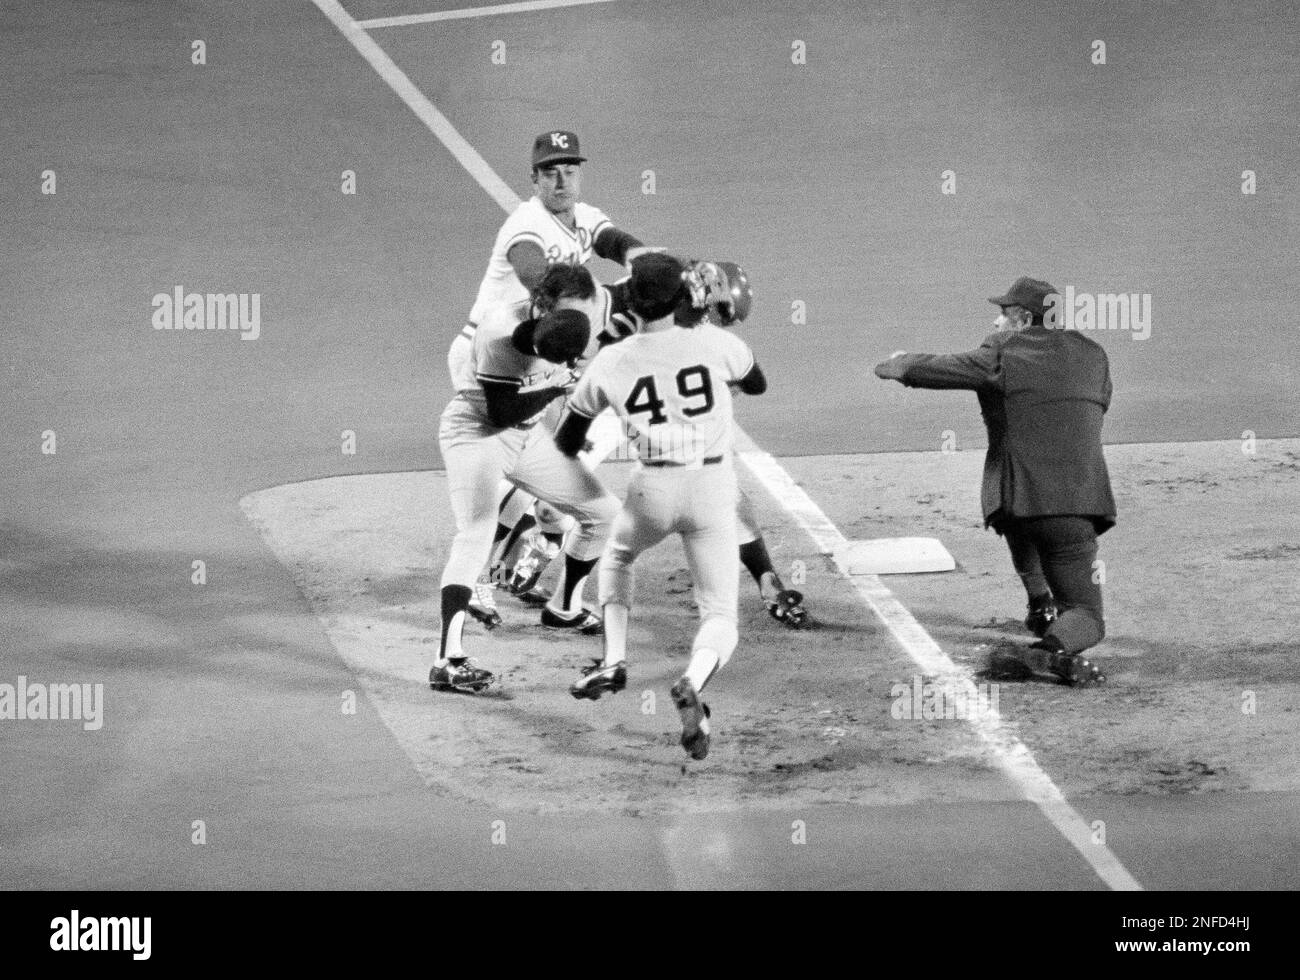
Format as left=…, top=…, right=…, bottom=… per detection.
left=988, top=276, right=1058, bottom=315
left=532, top=131, right=586, bottom=168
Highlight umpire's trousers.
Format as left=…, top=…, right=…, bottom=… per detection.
left=1001, top=516, right=1105, bottom=654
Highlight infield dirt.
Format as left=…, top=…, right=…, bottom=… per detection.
left=242, top=438, right=1300, bottom=815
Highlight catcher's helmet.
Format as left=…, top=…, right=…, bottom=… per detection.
left=533, top=308, right=590, bottom=364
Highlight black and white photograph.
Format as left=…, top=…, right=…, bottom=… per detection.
left=2, top=0, right=1296, bottom=926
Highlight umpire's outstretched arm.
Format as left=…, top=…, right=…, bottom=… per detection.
left=874, top=337, right=1003, bottom=391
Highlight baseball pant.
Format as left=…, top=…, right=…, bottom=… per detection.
left=1001, top=516, right=1105, bottom=654
left=599, top=462, right=740, bottom=660
left=439, top=399, right=618, bottom=589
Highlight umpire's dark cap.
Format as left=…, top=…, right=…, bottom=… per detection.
left=532, top=308, right=590, bottom=363
left=989, top=276, right=1058, bottom=315
left=532, top=131, right=586, bottom=168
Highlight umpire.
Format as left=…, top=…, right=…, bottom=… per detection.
left=873, top=276, right=1115, bottom=686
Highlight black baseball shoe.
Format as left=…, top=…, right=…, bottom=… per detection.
left=670, top=677, right=712, bottom=760
left=540, top=606, right=604, bottom=636
left=1047, top=650, right=1106, bottom=687
left=429, top=658, right=495, bottom=693
left=1025, top=596, right=1058, bottom=638
left=570, top=659, right=627, bottom=700
left=516, top=585, right=552, bottom=608
left=765, top=589, right=807, bottom=628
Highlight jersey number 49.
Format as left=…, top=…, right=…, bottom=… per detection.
left=624, top=365, right=715, bottom=424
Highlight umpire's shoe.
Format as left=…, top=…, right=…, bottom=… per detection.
left=570, top=659, right=627, bottom=700
left=429, top=658, right=495, bottom=693
left=670, top=677, right=712, bottom=761
left=765, top=589, right=807, bottom=629
left=541, top=607, right=604, bottom=635
left=1030, top=637, right=1105, bottom=687
left=1024, top=594, right=1058, bottom=638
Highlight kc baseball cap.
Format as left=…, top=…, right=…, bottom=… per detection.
left=532, top=131, right=586, bottom=168
left=988, top=276, right=1058, bottom=315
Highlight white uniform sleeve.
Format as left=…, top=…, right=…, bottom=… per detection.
left=474, top=312, right=528, bottom=384
left=567, top=354, right=612, bottom=418
left=578, top=202, right=614, bottom=245
left=499, top=203, right=547, bottom=255
left=717, top=328, right=756, bottom=382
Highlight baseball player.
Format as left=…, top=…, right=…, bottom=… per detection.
left=450, top=130, right=652, bottom=629
left=500, top=261, right=810, bottom=628
left=431, top=264, right=619, bottom=694
left=554, top=253, right=768, bottom=760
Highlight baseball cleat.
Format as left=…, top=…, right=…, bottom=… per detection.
left=540, top=607, right=604, bottom=635
left=429, top=658, right=495, bottom=693
left=1048, top=651, right=1106, bottom=687
left=516, top=586, right=552, bottom=608
left=670, top=677, right=712, bottom=760
left=508, top=532, right=560, bottom=596
left=468, top=575, right=502, bottom=630
left=1024, top=597, right=1058, bottom=638
left=570, top=659, right=627, bottom=700
left=765, top=589, right=807, bottom=628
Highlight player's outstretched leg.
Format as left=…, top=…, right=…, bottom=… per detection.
left=541, top=554, right=605, bottom=634
left=672, top=618, right=737, bottom=761
left=509, top=437, right=618, bottom=634
left=736, top=488, right=807, bottom=628
left=431, top=415, right=511, bottom=694
left=571, top=542, right=637, bottom=700
left=430, top=584, right=495, bottom=692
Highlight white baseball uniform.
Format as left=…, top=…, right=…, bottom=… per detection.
left=448, top=196, right=613, bottom=391
left=439, top=299, right=619, bottom=596
left=566, top=322, right=757, bottom=665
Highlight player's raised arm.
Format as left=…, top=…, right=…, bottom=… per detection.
left=506, top=240, right=550, bottom=292
left=593, top=227, right=647, bottom=266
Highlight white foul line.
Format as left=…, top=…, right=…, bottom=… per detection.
left=357, top=0, right=624, bottom=30
left=309, top=0, right=1143, bottom=892
left=734, top=431, right=1142, bottom=891
left=311, top=0, right=519, bottom=213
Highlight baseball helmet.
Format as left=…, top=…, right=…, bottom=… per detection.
left=711, top=261, right=752, bottom=325
left=533, top=308, right=590, bottom=364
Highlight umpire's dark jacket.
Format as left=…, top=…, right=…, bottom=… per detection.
left=894, top=327, right=1117, bottom=532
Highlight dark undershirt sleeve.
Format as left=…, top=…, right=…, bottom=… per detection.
left=592, top=227, right=643, bottom=264
left=482, top=379, right=566, bottom=428
left=554, top=408, right=596, bottom=457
